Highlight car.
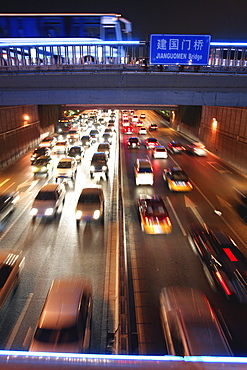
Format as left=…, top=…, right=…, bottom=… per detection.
left=134, top=158, right=154, bottom=186
left=140, top=113, right=146, bottom=119
left=160, top=286, right=232, bottom=356
left=167, top=141, right=185, bottom=154
left=163, top=167, right=193, bottom=192
left=187, top=224, right=247, bottom=303
left=68, top=146, right=84, bottom=162
left=186, top=142, right=207, bottom=156
left=30, top=183, right=66, bottom=220
left=123, top=126, right=134, bottom=135
left=138, top=195, right=172, bottom=234
left=135, top=121, right=143, bottom=127
left=0, top=251, right=25, bottom=309
left=67, top=129, right=80, bottom=141
left=102, top=133, right=113, bottom=145
left=149, top=123, right=158, bottom=131
left=132, top=115, right=138, bottom=123
left=152, top=145, right=168, bottom=159
left=138, top=126, right=147, bottom=135
left=145, top=137, right=160, bottom=149
left=39, top=136, right=56, bottom=148
left=234, top=188, right=247, bottom=222
left=97, top=143, right=110, bottom=157
left=53, top=140, right=69, bottom=154
left=90, top=152, right=108, bottom=180
left=81, top=135, right=91, bottom=147
left=29, top=276, right=92, bottom=353
left=55, top=157, right=77, bottom=182
left=31, top=155, right=53, bottom=177
left=0, top=191, right=19, bottom=226
left=127, top=137, right=141, bottom=149
left=104, top=128, right=114, bottom=136
left=107, top=122, right=115, bottom=131
left=89, top=129, right=100, bottom=142
left=30, top=147, right=51, bottom=164
left=75, top=186, right=104, bottom=225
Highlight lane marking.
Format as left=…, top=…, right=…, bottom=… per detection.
left=5, top=293, right=33, bottom=349
left=0, top=179, right=10, bottom=188
left=184, top=196, right=206, bottom=227
left=166, top=196, right=187, bottom=236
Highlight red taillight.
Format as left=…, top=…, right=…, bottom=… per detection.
left=165, top=217, right=172, bottom=226
left=215, top=271, right=232, bottom=296
left=187, top=181, right=193, bottom=189
left=223, top=248, right=238, bottom=262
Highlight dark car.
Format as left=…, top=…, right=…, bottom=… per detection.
left=127, top=137, right=141, bottom=149
left=0, top=191, right=19, bottom=226
left=81, top=135, right=91, bottom=147
left=90, top=152, right=108, bottom=180
left=30, top=147, right=51, bottom=164
left=167, top=141, right=185, bottom=154
left=97, top=143, right=110, bottom=157
left=102, top=133, right=113, bottom=144
left=89, top=129, right=100, bottom=142
left=68, top=146, right=84, bottom=162
left=187, top=223, right=247, bottom=303
left=149, top=123, right=158, bottom=131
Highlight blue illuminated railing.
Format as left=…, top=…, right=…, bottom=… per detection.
left=0, top=40, right=247, bottom=71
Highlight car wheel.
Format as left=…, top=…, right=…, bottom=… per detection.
left=203, top=263, right=217, bottom=292
left=76, top=219, right=80, bottom=227
left=188, top=234, right=198, bottom=255
left=90, top=173, right=93, bottom=179
left=32, top=216, right=36, bottom=222
left=168, top=182, right=173, bottom=192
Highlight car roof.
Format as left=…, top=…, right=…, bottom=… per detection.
left=38, top=184, right=61, bottom=192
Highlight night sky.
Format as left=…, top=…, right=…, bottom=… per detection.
left=1, top=0, right=247, bottom=41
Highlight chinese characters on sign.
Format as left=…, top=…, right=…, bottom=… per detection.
left=150, top=34, right=211, bottom=65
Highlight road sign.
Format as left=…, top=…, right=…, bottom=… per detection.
left=150, top=34, right=211, bottom=65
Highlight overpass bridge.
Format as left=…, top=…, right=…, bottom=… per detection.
left=0, top=41, right=247, bottom=107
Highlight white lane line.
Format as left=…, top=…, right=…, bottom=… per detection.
left=0, top=179, right=10, bottom=188
left=5, top=293, right=33, bottom=349
left=3, top=182, right=16, bottom=192
left=166, top=196, right=187, bottom=236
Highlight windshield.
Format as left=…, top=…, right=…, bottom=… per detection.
left=34, top=326, right=79, bottom=343
left=36, top=191, right=56, bottom=201
left=171, top=171, right=188, bottom=181
left=79, top=193, right=100, bottom=204
left=57, top=161, right=72, bottom=169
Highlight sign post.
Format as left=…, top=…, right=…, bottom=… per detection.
left=150, top=34, right=211, bottom=65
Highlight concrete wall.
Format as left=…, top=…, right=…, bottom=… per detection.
left=178, top=106, right=247, bottom=174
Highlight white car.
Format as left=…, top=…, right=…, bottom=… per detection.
left=30, top=183, right=66, bottom=219
left=67, top=129, right=80, bottom=141
left=75, top=186, right=104, bottom=225
left=186, top=142, right=207, bottom=156
left=55, top=157, right=77, bottom=182
left=138, top=126, right=147, bottom=135
left=53, top=140, right=69, bottom=154
left=152, top=146, right=168, bottom=159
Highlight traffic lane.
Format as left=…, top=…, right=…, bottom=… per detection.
left=0, top=150, right=115, bottom=353
left=122, top=137, right=247, bottom=356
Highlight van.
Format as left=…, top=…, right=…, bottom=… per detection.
left=0, top=251, right=25, bottom=309
left=29, top=276, right=92, bottom=353
left=134, top=158, right=154, bottom=185
left=159, top=286, right=232, bottom=356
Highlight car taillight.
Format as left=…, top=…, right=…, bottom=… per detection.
left=165, top=217, right=172, bottom=226
left=187, top=181, right=193, bottom=189
left=215, top=271, right=232, bottom=296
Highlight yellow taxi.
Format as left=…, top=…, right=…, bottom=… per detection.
left=138, top=195, right=172, bottom=234
left=163, top=167, right=193, bottom=192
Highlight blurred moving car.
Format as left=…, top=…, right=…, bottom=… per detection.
left=187, top=223, right=247, bottom=302
left=39, top=136, right=56, bottom=148
left=138, top=195, right=172, bottom=234
left=90, top=152, right=108, bottom=180
left=0, top=191, right=19, bottom=226
left=32, top=155, right=53, bottom=177
left=55, top=157, right=77, bottom=182
left=234, top=188, right=247, bottom=222
left=138, top=126, right=147, bottom=135
left=53, top=140, right=69, bottom=155
left=81, top=135, right=91, bottom=147
left=167, top=141, right=185, bottom=154
left=97, top=143, right=110, bottom=157
left=186, top=142, right=207, bottom=156
left=149, top=123, right=158, bottom=131
left=145, top=137, right=160, bottom=149
left=29, top=276, right=92, bottom=353
left=163, top=167, right=193, bottom=192
left=140, top=113, right=146, bottom=119
left=127, top=137, right=141, bottom=149
left=30, top=147, right=51, bottom=164
left=134, top=158, right=154, bottom=186
left=30, top=183, right=66, bottom=220
left=68, top=146, right=84, bottom=162
left=0, top=251, right=25, bottom=309
left=160, top=286, right=232, bottom=356
left=152, top=146, right=168, bottom=159
left=123, top=126, right=134, bottom=135
left=75, top=186, right=104, bottom=225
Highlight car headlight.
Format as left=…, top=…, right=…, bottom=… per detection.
left=67, top=170, right=72, bottom=176
left=41, top=166, right=47, bottom=171
left=76, top=155, right=80, bottom=159
left=45, top=208, right=54, bottom=216
left=93, top=210, right=100, bottom=219
left=30, top=208, right=38, bottom=216
left=90, top=165, right=95, bottom=171
left=32, top=167, right=38, bottom=172
left=102, top=166, right=107, bottom=171
left=76, top=210, right=83, bottom=219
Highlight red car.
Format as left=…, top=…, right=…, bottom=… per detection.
left=123, top=126, right=134, bottom=134
left=145, top=137, right=160, bottom=149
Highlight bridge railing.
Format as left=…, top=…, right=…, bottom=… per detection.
left=0, top=41, right=247, bottom=72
